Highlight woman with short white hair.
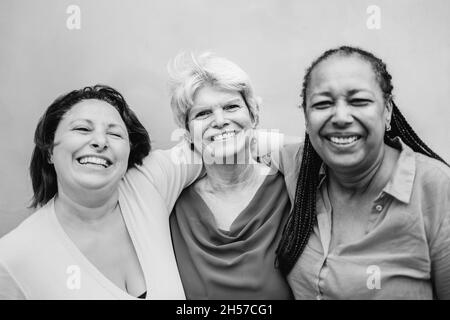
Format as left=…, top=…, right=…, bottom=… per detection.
left=168, top=52, right=295, bottom=299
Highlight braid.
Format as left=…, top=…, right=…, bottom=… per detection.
left=277, top=45, right=448, bottom=276
left=386, top=102, right=449, bottom=166
left=276, top=135, right=322, bottom=275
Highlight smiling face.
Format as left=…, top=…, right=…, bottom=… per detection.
left=187, top=85, right=254, bottom=163
left=50, top=99, right=130, bottom=196
left=304, top=54, right=392, bottom=172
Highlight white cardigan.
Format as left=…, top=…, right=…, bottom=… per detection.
left=0, top=145, right=201, bottom=300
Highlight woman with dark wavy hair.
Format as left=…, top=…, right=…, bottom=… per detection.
left=275, top=46, right=450, bottom=299
left=0, top=85, right=201, bottom=299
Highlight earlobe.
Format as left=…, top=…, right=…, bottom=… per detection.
left=385, top=121, right=391, bottom=132
left=182, top=128, right=192, bottom=144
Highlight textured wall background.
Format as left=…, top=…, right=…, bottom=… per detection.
left=1, top=0, right=449, bottom=236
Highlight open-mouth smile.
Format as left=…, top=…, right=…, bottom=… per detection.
left=325, top=135, right=361, bottom=146
left=211, top=130, right=237, bottom=142
left=76, top=156, right=112, bottom=168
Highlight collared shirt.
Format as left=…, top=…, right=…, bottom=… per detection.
left=275, top=138, right=450, bottom=299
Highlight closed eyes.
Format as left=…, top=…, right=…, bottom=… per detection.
left=223, top=104, right=240, bottom=111
left=349, top=99, right=372, bottom=106
left=73, top=127, right=91, bottom=132
left=73, top=127, right=123, bottom=138
left=194, top=110, right=212, bottom=118
left=311, top=101, right=332, bottom=109
left=311, top=99, right=372, bottom=109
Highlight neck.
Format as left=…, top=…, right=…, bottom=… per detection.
left=328, top=145, right=397, bottom=197
left=54, top=186, right=119, bottom=224
left=203, top=159, right=261, bottom=193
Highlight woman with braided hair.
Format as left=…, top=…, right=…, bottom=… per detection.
left=275, top=46, right=450, bottom=299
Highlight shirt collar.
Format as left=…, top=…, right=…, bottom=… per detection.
left=317, top=137, right=416, bottom=204
left=381, top=137, right=416, bottom=204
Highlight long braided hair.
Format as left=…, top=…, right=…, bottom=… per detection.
left=276, top=46, right=449, bottom=275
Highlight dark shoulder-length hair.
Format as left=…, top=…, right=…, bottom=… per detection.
left=30, top=85, right=151, bottom=208
left=276, top=46, right=449, bottom=276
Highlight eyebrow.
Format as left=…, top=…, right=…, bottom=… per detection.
left=222, top=98, right=244, bottom=106
left=311, top=89, right=373, bottom=99
left=69, top=119, right=126, bottom=130
left=348, top=89, right=373, bottom=96
left=189, top=98, right=244, bottom=114
left=310, top=92, right=333, bottom=99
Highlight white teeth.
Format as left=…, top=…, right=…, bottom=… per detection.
left=78, top=156, right=109, bottom=167
left=212, top=131, right=236, bottom=141
left=329, top=136, right=359, bottom=145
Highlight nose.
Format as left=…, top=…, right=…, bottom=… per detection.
left=211, top=109, right=229, bottom=129
left=90, top=131, right=108, bottom=151
left=331, top=100, right=353, bottom=127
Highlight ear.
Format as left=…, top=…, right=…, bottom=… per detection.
left=385, top=100, right=393, bottom=125
left=182, top=128, right=193, bottom=144
left=251, top=117, right=258, bottom=129
left=47, top=145, right=55, bottom=164
left=303, top=108, right=310, bottom=134
left=248, top=108, right=258, bottom=128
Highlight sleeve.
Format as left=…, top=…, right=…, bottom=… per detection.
left=252, top=130, right=285, bottom=162
left=253, top=130, right=303, bottom=173
left=0, top=261, right=26, bottom=300
left=257, top=142, right=303, bottom=204
left=131, top=141, right=203, bottom=211
left=428, top=171, right=450, bottom=299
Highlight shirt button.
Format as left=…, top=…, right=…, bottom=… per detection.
left=375, top=204, right=383, bottom=212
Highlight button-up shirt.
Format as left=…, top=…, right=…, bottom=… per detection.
left=274, top=138, right=450, bottom=299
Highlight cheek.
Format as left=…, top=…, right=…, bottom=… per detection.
left=361, top=109, right=386, bottom=133
left=305, top=111, right=324, bottom=134
left=189, top=121, right=207, bottom=141
left=113, top=140, right=131, bottom=164
left=50, top=149, right=64, bottom=169
left=53, top=132, right=89, bottom=155
left=237, top=109, right=254, bottom=128
left=51, top=140, right=76, bottom=163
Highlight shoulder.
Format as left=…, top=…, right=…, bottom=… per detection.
left=0, top=205, right=51, bottom=261
left=280, top=143, right=304, bottom=164
left=278, top=142, right=303, bottom=178
left=262, top=143, right=303, bottom=203
left=408, top=154, right=450, bottom=232
left=414, top=153, right=450, bottom=189
left=263, top=142, right=303, bottom=172
left=123, top=150, right=168, bottom=186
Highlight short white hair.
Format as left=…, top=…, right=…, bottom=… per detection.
left=167, top=52, right=260, bottom=129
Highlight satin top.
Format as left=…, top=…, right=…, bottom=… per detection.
left=170, top=172, right=293, bottom=300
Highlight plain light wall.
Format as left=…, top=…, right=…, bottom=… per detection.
left=1, top=0, right=449, bottom=237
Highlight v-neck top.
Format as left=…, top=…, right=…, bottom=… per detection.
left=0, top=144, right=202, bottom=299
left=170, top=171, right=294, bottom=300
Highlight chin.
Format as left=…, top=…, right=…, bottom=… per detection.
left=76, top=181, right=110, bottom=191
left=326, top=155, right=365, bottom=171
left=75, top=175, right=120, bottom=191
